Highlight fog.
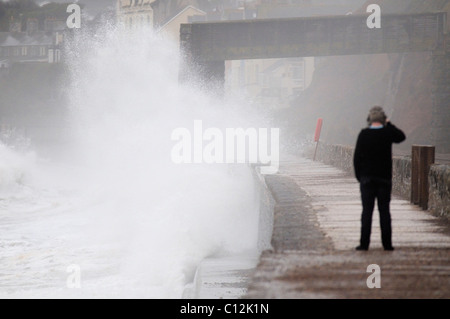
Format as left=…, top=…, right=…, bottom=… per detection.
left=0, top=0, right=448, bottom=299
left=0, top=22, right=270, bottom=298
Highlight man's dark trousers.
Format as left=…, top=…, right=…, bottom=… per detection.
left=359, top=177, right=393, bottom=249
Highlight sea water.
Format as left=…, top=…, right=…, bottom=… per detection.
left=0, top=25, right=269, bottom=298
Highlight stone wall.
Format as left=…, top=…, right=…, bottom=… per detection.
left=315, top=143, right=354, bottom=175
left=428, top=164, right=450, bottom=220
left=312, top=143, right=449, bottom=221
left=392, top=157, right=411, bottom=200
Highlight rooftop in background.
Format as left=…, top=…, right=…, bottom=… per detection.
left=0, top=32, right=54, bottom=47
left=36, top=0, right=116, bottom=18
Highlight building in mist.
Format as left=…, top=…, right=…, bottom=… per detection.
left=0, top=31, right=63, bottom=64
left=26, top=18, right=40, bottom=34
left=44, top=18, right=67, bottom=32
left=225, top=0, right=366, bottom=108
left=0, top=58, right=10, bottom=78
left=116, top=0, right=155, bottom=28
left=226, top=57, right=314, bottom=109
left=0, top=2, right=76, bottom=67
left=116, top=0, right=209, bottom=29
left=8, top=18, right=22, bottom=33
left=159, top=6, right=206, bottom=49
left=115, top=0, right=207, bottom=50
left=116, top=0, right=369, bottom=109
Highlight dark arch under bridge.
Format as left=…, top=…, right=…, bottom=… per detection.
left=179, top=12, right=450, bottom=152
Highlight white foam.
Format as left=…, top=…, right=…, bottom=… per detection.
left=0, top=25, right=267, bottom=298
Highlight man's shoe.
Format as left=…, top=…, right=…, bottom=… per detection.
left=384, top=246, right=395, bottom=251
left=355, top=246, right=368, bottom=251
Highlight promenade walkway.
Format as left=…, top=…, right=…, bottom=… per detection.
left=244, top=155, right=450, bottom=298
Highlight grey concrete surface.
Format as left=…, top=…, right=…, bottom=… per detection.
left=244, top=155, right=450, bottom=299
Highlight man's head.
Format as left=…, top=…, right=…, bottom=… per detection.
left=367, top=106, right=387, bottom=125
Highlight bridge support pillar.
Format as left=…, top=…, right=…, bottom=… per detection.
left=179, top=23, right=225, bottom=94
left=196, top=60, right=225, bottom=91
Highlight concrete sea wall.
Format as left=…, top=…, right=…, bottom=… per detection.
left=182, top=165, right=275, bottom=299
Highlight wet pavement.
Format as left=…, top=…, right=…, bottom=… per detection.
left=244, top=155, right=450, bottom=299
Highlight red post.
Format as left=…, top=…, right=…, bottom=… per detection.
left=313, top=118, right=323, bottom=161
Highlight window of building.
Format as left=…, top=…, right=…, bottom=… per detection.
left=292, top=87, right=302, bottom=97
left=262, top=74, right=270, bottom=88
left=22, top=47, right=27, bottom=56
left=40, top=46, right=46, bottom=56
left=291, top=63, right=304, bottom=82
left=55, top=49, right=61, bottom=63
left=31, top=46, right=38, bottom=56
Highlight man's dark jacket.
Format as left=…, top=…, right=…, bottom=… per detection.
left=353, top=122, right=406, bottom=182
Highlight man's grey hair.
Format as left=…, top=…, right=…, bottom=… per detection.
left=367, top=106, right=387, bottom=125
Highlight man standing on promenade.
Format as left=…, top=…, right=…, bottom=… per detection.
left=353, top=106, right=406, bottom=251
